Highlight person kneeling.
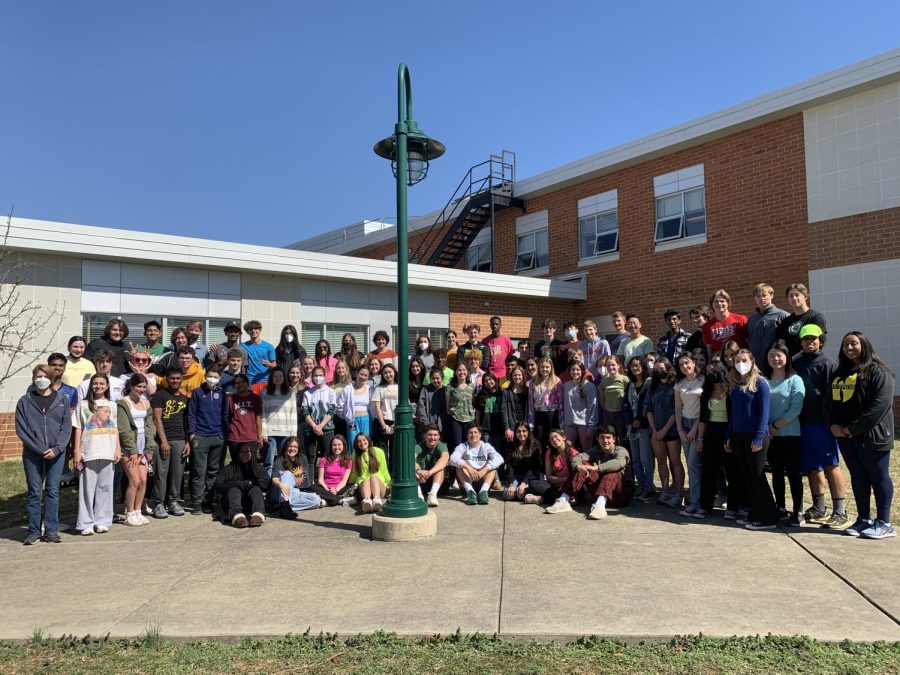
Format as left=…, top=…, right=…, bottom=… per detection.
left=268, top=436, right=321, bottom=517
left=415, top=424, right=450, bottom=507
left=545, top=425, right=634, bottom=519
left=449, top=423, right=504, bottom=505
left=215, top=442, right=270, bottom=527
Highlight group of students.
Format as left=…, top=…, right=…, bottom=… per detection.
left=15, top=281, right=896, bottom=542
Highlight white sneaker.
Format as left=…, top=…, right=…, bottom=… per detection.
left=523, top=494, right=542, bottom=505
left=372, top=497, right=383, bottom=511
left=94, top=525, right=109, bottom=534
left=544, top=499, right=572, bottom=514
left=362, top=498, right=374, bottom=513
left=341, top=496, right=358, bottom=506
left=588, top=503, right=607, bottom=520
left=125, top=513, right=143, bottom=527
left=426, top=492, right=439, bottom=507
left=319, top=499, right=327, bottom=508
left=137, top=513, right=150, bottom=525
left=80, top=528, right=94, bottom=536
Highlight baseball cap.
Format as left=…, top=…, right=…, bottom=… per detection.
left=798, top=324, right=824, bottom=339
left=225, top=321, right=241, bottom=332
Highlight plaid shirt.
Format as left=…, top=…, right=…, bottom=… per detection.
left=657, top=330, right=690, bottom=362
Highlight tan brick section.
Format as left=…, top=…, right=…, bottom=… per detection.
left=449, top=293, right=582, bottom=343
left=808, top=207, right=900, bottom=270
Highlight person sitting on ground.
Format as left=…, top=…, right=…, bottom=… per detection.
left=268, top=436, right=320, bottom=516
left=313, top=435, right=355, bottom=507
left=544, top=425, right=634, bottom=519
left=449, top=422, right=504, bottom=506
left=215, top=442, right=270, bottom=528
left=502, top=421, right=542, bottom=501
left=415, top=424, right=450, bottom=507
left=523, top=428, right=579, bottom=505
left=350, top=432, right=391, bottom=513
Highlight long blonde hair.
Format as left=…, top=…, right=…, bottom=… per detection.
left=730, top=349, right=762, bottom=393
left=532, top=357, right=559, bottom=391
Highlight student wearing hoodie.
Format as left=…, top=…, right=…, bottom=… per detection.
left=216, top=442, right=270, bottom=527
left=17, top=364, right=74, bottom=545
left=158, top=347, right=206, bottom=397
left=416, top=367, right=447, bottom=438
left=747, top=283, right=789, bottom=366
left=188, top=364, right=229, bottom=514
left=580, top=320, right=611, bottom=380
left=85, top=318, right=130, bottom=377
left=545, top=425, right=634, bottom=518
left=825, top=331, right=895, bottom=539
left=302, top=366, right=338, bottom=469
left=449, top=422, right=504, bottom=505
left=794, top=324, right=849, bottom=528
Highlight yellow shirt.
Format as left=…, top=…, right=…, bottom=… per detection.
left=158, top=362, right=206, bottom=397
left=62, top=356, right=96, bottom=387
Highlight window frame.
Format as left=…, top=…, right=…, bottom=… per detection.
left=514, top=229, right=549, bottom=273
left=578, top=209, right=619, bottom=260
left=465, top=242, right=492, bottom=272
left=654, top=187, right=706, bottom=244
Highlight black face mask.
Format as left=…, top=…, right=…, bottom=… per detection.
left=652, top=370, right=667, bottom=381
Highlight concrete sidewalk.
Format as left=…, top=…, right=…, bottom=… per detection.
left=1, top=496, right=899, bottom=642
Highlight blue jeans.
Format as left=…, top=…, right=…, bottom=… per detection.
left=263, top=436, right=286, bottom=477
left=628, top=427, right=654, bottom=493
left=682, top=416, right=701, bottom=507
left=23, top=450, right=66, bottom=538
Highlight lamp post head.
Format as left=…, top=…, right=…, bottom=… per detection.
left=374, top=120, right=445, bottom=186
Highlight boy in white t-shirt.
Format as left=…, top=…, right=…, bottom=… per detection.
left=449, top=423, right=504, bottom=505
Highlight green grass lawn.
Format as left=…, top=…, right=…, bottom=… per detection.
left=1, top=632, right=899, bottom=675
left=1, top=442, right=899, bottom=531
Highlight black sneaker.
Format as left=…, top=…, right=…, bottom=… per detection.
left=787, top=512, right=802, bottom=527
left=191, top=502, right=203, bottom=515
left=745, top=521, right=776, bottom=531
left=43, top=532, right=62, bottom=543
left=23, top=534, right=40, bottom=546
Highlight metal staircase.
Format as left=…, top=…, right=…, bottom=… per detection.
left=410, top=150, right=524, bottom=268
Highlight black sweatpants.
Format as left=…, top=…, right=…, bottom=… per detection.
left=768, top=435, right=803, bottom=514
left=731, top=432, right=778, bottom=525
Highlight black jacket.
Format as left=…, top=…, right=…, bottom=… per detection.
left=216, top=458, right=270, bottom=493
left=794, top=351, right=836, bottom=425
left=824, top=364, right=895, bottom=451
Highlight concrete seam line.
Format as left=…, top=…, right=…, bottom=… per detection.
left=497, top=497, right=507, bottom=636
left=101, top=545, right=230, bottom=635
left=786, top=532, right=900, bottom=627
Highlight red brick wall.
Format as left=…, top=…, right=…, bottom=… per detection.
left=488, top=114, right=810, bottom=340
left=448, top=293, right=582, bottom=343
left=0, top=413, right=20, bottom=460
left=808, top=206, right=900, bottom=269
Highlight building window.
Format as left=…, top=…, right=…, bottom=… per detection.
left=82, top=314, right=238, bottom=346
left=514, top=210, right=549, bottom=274
left=302, top=323, right=368, bottom=356
left=465, top=243, right=492, bottom=272
left=514, top=229, right=548, bottom=273
left=579, top=211, right=618, bottom=258
left=654, top=187, right=706, bottom=243
left=653, top=164, right=706, bottom=245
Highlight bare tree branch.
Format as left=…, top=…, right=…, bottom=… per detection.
left=0, top=209, right=66, bottom=388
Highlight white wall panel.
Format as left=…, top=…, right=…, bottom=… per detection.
left=809, top=258, right=900, bottom=395
left=805, top=80, right=900, bottom=222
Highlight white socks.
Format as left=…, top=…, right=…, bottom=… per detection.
left=429, top=482, right=440, bottom=495
left=595, top=495, right=607, bottom=507
left=462, top=481, right=474, bottom=492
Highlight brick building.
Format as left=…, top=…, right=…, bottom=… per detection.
left=291, top=49, right=900, bottom=420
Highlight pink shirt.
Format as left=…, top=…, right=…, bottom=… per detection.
left=318, top=456, right=352, bottom=489
left=317, top=356, right=339, bottom=384
left=545, top=448, right=578, bottom=480
left=483, top=334, right=514, bottom=379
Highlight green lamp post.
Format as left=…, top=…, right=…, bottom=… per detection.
left=373, top=63, right=445, bottom=519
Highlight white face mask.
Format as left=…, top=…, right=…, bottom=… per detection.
left=313, top=375, right=325, bottom=386
left=735, top=361, right=752, bottom=376
left=566, top=330, right=578, bottom=340
left=418, top=342, right=428, bottom=351
left=33, top=377, right=51, bottom=390
left=284, top=334, right=294, bottom=343
left=205, top=377, right=220, bottom=388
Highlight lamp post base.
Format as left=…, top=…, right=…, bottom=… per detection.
left=372, top=511, right=437, bottom=542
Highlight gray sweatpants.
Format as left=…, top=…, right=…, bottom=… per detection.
left=76, top=459, right=115, bottom=531
left=153, top=443, right=187, bottom=506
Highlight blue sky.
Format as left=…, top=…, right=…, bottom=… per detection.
left=1, top=2, right=898, bottom=247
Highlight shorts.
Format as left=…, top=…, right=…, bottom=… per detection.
left=800, top=423, right=840, bottom=472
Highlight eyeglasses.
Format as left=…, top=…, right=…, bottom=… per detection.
left=133, top=359, right=150, bottom=364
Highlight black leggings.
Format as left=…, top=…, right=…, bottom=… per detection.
left=700, top=422, right=746, bottom=512
left=309, top=483, right=355, bottom=506
left=768, top=435, right=803, bottom=513
left=533, top=410, right=560, bottom=450
left=731, top=432, right=778, bottom=525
